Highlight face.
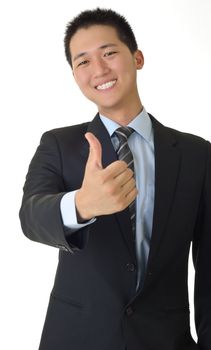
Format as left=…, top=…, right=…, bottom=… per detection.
left=69, top=25, right=144, bottom=117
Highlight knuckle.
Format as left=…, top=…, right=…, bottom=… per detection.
left=105, top=183, right=116, bottom=196
left=117, top=203, right=125, bottom=212
left=115, top=197, right=126, bottom=211
left=127, top=178, right=135, bottom=189
left=126, top=168, right=133, bottom=178
left=118, top=160, right=126, bottom=166
left=118, top=160, right=128, bottom=169
left=132, top=178, right=136, bottom=186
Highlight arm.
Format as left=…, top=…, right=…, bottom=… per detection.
left=19, top=130, right=137, bottom=252
left=19, top=131, right=91, bottom=253
left=192, top=141, right=211, bottom=349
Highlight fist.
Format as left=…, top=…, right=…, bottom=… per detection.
left=75, top=132, right=138, bottom=221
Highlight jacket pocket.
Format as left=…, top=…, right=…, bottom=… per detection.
left=50, top=291, right=84, bottom=310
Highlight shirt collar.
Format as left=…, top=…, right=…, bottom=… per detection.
left=99, top=107, right=153, bottom=143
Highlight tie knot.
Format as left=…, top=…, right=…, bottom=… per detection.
left=115, top=126, right=134, bottom=142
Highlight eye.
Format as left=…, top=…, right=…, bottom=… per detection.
left=77, top=60, right=89, bottom=67
left=104, top=51, right=117, bottom=57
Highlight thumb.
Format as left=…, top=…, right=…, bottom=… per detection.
left=85, top=132, right=103, bottom=170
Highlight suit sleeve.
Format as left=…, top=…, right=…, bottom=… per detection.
left=192, top=141, right=211, bottom=349
left=19, top=131, right=90, bottom=253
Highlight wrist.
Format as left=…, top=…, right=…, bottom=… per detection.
left=75, top=189, right=93, bottom=222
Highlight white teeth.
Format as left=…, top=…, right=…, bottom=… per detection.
left=96, top=80, right=116, bottom=90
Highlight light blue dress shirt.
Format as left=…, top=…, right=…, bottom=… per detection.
left=60, top=108, right=155, bottom=290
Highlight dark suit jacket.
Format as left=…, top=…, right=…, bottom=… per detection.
left=19, top=114, right=211, bottom=350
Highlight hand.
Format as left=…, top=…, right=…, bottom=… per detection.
left=75, top=132, right=138, bottom=220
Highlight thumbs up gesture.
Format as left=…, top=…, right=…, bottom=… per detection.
left=75, top=132, right=138, bottom=221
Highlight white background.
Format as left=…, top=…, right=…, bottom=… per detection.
left=0, top=0, right=210, bottom=349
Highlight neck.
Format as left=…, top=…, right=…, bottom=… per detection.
left=98, top=99, right=143, bottom=126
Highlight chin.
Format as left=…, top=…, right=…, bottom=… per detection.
left=97, top=99, right=123, bottom=111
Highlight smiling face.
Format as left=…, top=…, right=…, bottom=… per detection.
left=69, top=25, right=144, bottom=122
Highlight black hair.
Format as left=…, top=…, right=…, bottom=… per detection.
left=64, top=8, right=138, bottom=67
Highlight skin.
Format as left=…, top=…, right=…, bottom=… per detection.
left=68, top=25, right=144, bottom=220
left=70, top=25, right=144, bottom=125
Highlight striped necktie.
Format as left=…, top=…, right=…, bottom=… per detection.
left=115, top=127, right=136, bottom=236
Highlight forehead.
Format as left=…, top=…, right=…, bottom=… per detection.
left=69, top=25, right=121, bottom=56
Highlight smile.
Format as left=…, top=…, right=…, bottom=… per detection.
left=96, top=80, right=117, bottom=90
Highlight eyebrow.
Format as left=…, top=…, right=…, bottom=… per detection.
left=73, top=43, right=118, bottom=62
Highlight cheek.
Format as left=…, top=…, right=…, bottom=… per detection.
left=113, top=58, right=135, bottom=77
left=74, top=71, right=89, bottom=89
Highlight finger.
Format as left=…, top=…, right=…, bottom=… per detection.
left=125, top=186, right=138, bottom=205
left=103, top=160, right=128, bottom=181
left=113, top=167, right=134, bottom=187
left=121, top=177, right=137, bottom=196
left=85, top=132, right=103, bottom=170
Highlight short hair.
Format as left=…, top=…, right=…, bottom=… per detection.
left=64, top=8, right=138, bottom=67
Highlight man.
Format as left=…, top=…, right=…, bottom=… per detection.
left=19, top=8, right=211, bottom=350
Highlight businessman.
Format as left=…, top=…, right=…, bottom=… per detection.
left=19, top=8, right=211, bottom=350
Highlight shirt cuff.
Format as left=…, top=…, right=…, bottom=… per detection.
left=60, top=190, right=96, bottom=232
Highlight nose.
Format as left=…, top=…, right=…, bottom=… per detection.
left=93, top=57, right=110, bottom=77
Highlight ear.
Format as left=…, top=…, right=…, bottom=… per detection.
left=134, top=50, right=144, bottom=70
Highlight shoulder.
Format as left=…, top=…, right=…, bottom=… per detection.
left=164, top=126, right=211, bottom=169
left=150, top=113, right=210, bottom=152
left=39, top=122, right=90, bottom=148
left=44, top=122, right=89, bottom=139
left=168, top=125, right=209, bottom=149
left=150, top=114, right=210, bottom=169
left=168, top=127, right=210, bottom=167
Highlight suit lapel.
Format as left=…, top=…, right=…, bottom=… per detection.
left=146, top=115, right=181, bottom=273
left=84, top=114, right=137, bottom=260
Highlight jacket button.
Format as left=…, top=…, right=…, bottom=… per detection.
left=126, top=307, right=133, bottom=316
left=126, top=263, right=136, bottom=272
